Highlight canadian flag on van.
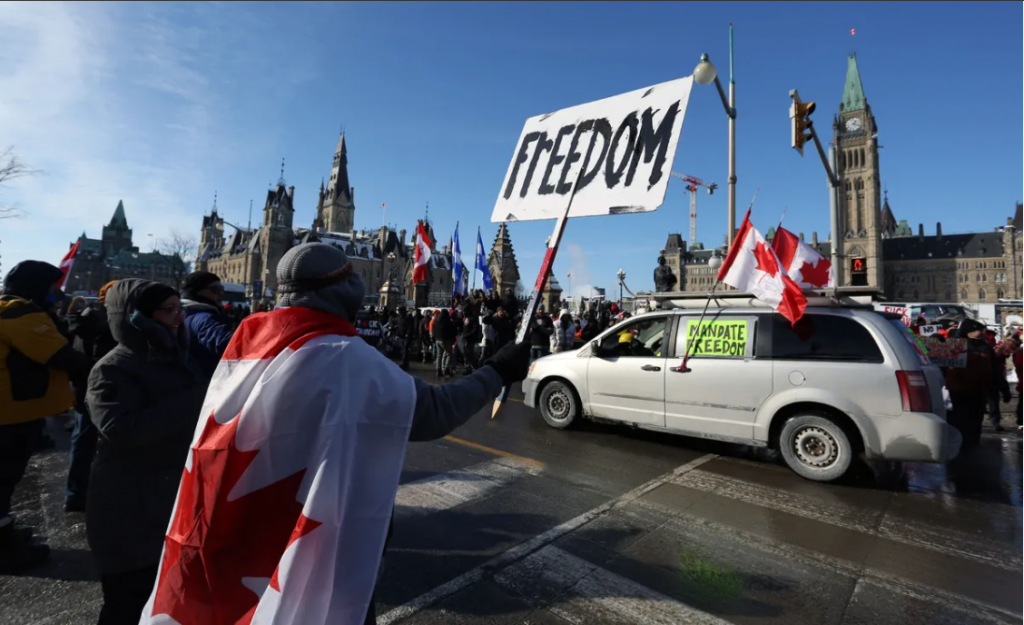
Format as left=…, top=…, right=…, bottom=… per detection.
left=771, top=226, right=835, bottom=289
left=717, top=210, right=807, bottom=324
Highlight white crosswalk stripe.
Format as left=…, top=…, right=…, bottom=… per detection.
left=672, top=466, right=1023, bottom=571
left=496, top=545, right=730, bottom=625
left=395, top=457, right=542, bottom=516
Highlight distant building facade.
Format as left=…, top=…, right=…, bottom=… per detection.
left=65, top=201, right=181, bottom=294
left=657, top=52, right=1022, bottom=306
left=197, top=131, right=521, bottom=308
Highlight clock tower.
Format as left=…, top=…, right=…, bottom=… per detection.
left=835, top=52, right=883, bottom=289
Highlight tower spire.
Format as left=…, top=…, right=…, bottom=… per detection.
left=211, top=190, right=218, bottom=216
left=842, top=48, right=866, bottom=112
left=278, top=158, right=286, bottom=187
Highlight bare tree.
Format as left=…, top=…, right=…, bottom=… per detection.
left=155, top=230, right=198, bottom=288
left=0, top=146, right=41, bottom=219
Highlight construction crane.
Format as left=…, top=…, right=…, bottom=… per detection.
left=670, top=171, right=718, bottom=248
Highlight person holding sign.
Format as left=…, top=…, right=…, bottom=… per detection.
left=945, top=319, right=1000, bottom=448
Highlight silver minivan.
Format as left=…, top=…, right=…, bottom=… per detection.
left=523, top=305, right=962, bottom=481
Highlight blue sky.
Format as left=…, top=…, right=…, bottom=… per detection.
left=1, top=1, right=1020, bottom=296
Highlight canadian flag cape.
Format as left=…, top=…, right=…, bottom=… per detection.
left=142, top=306, right=416, bottom=625
left=717, top=210, right=807, bottom=324
left=771, top=226, right=835, bottom=289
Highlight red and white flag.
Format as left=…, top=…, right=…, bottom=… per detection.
left=412, top=221, right=432, bottom=284
left=142, top=306, right=416, bottom=624
left=717, top=210, right=807, bottom=324
left=57, top=240, right=80, bottom=289
left=771, top=226, right=835, bottom=289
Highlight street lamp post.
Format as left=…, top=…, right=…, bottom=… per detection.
left=616, top=269, right=626, bottom=303
left=693, top=24, right=737, bottom=250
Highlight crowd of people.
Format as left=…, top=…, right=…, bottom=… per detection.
left=914, top=317, right=1023, bottom=446
left=369, top=293, right=633, bottom=376
left=0, top=243, right=533, bottom=624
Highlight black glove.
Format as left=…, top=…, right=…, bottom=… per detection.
left=484, top=340, right=532, bottom=386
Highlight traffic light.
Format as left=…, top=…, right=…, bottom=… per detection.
left=789, top=89, right=816, bottom=157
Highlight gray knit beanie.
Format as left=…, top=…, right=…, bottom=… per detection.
left=275, top=243, right=365, bottom=322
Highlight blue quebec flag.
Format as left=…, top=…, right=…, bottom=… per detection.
left=452, top=223, right=465, bottom=297
left=475, top=227, right=494, bottom=291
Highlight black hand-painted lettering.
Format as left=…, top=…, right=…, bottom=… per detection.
left=557, top=120, right=593, bottom=195
left=520, top=132, right=554, bottom=199
left=627, top=102, right=680, bottom=190
left=578, top=118, right=611, bottom=192
left=605, top=113, right=638, bottom=189
left=503, top=132, right=540, bottom=200
left=539, top=124, right=575, bottom=196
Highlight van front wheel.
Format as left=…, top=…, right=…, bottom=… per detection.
left=778, top=414, right=853, bottom=482
left=539, top=381, right=579, bottom=429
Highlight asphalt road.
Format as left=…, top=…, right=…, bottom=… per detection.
left=1, top=361, right=1021, bottom=625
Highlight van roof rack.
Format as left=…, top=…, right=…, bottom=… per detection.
left=647, top=286, right=883, bottom=310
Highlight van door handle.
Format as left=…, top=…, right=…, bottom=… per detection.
left=641, top=364, right=662, bottom=372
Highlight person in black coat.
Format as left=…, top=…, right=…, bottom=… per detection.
left=63, top=280, right=119, bottom=512
left=86, top=280, right=208, bottom=624
left=431, top=309, right=457, bottom=377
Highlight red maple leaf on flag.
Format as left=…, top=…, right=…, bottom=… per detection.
left=753, top=241, right=780, bottom=278
left=799, top=258, right=832, bottom=288
left=152, top=414, right=321, bottom=625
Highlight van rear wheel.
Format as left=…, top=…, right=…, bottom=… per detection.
left=778, top=414, right=853, bottom=482
left=539, top=381, right=579, bottom=429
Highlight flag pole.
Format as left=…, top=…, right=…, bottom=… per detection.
left=775, top=206, right=788, bottom=233
left=472, top=226, right=478, bottom=293
left=676, top=187, right=759, bottom=374
left=492, top=164, right=587, bottom=419
left=675, top=280, right=721, bottom=373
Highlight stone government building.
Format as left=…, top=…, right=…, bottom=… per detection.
left=64, top=201, right=184, bottom=294
left=659, top=50, right=1023, bottom=306
left=197, top=133, right=523, bottom=308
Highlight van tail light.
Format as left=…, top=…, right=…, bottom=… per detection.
left=896, top=371, right=931, bottom=413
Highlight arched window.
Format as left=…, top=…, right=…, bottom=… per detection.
left=859, top=148, right=865, bottom=166
left=896, top=290, right=904, bottom=299
left=997, top=289, right=1005, bottom=299
left=944, top=290, right=952, bottom=301
left=982, top=274, right=987, bottom=282
left=960, top=289, right=968, bottom=300
left=979, top=289, right=987, bottom=300
left=976, top=273, right=981, bottom=282
left=912, top=290, right=919, bottom=300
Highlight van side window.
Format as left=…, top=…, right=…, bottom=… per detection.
left=597, top=317, right=668, bottom=358
left=771, top=315, right=883, bottom=363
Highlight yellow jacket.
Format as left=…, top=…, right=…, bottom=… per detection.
left=0, top=296, right=75, bottom=425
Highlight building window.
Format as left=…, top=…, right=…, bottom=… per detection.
left=912, top=290, right=919, bottom=299
left=997, top=289, right=1005, bottom=299
left=979, top=289, right=987, bottom=300
left=961, top=289, right=968, bottom=300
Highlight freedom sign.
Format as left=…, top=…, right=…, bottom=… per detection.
left=685, top=319, right=752, bottom=358
left=492, top=77, right=693, bottom=223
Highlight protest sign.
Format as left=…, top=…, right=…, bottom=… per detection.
left=918, top=324, right=941, bottom=337
left=880, top=305, right=912, bottom=327
left=492, top=77, right=693, bottom=223
left=685, top=319, right=751, bottom=358
left=922, top=337, right=968, bottom=368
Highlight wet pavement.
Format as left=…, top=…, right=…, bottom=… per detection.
left=1, top=361, right=1021, bottom=624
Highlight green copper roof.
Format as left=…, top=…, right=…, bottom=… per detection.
left=109, top=200, right=128, bottom=228
left=842, top=53, right=866, bottom=112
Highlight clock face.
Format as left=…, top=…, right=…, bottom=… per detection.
left=845, top=117, right=862, bottom=132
